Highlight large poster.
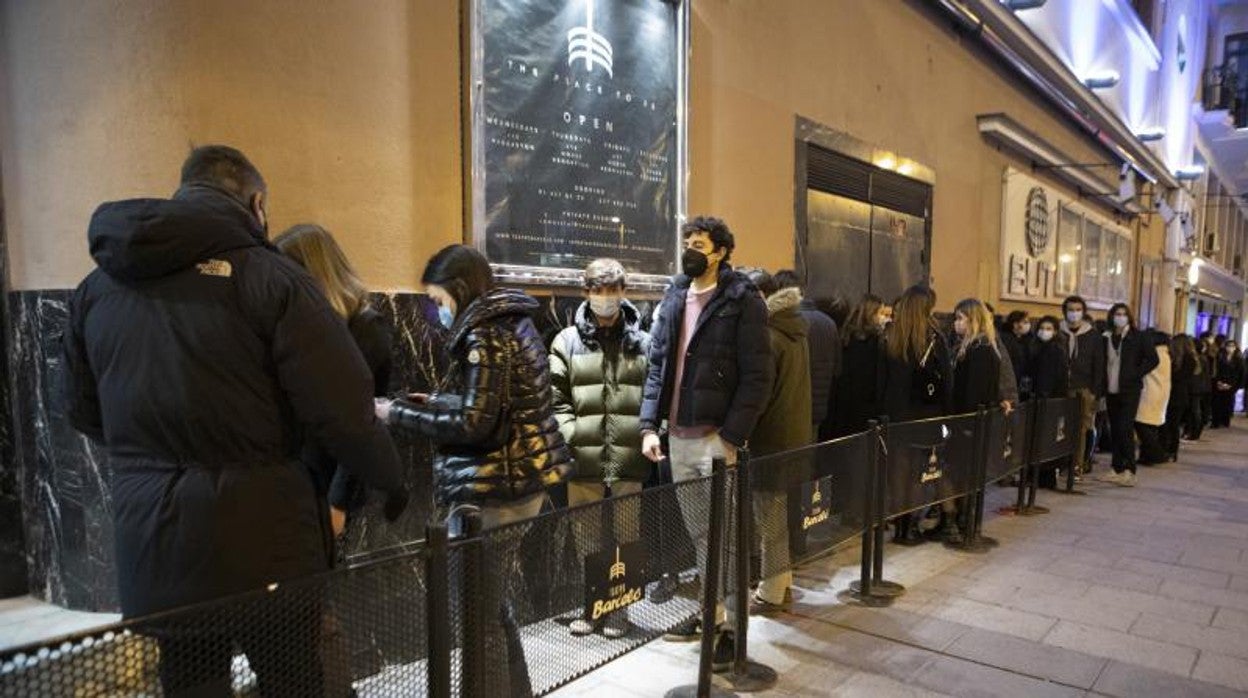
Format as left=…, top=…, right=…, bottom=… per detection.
left=472, top=0, right=683, bottom=283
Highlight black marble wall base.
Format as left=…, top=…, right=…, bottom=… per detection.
left=0, top=211, right=26, bottom=599
left=5, top=286, right=642, bottom=611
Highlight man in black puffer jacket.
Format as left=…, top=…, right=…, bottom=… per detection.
left=61, top=146, right=407, bottom=695
left=640, top=216, right=772, bottom=667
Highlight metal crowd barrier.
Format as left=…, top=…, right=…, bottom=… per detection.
left=0, top=398, right=1079, bottom=698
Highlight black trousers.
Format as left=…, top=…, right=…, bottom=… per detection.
left=1185, top=396, right=1206, bottom=439
left=1211, top=389, right=1237, bottom=428
left=1162, top=393, right=1189, bottom=458
left=1106, top=393, right=1140, bottom=474
left=152, top=595, right=326, bottom=697
left=1135, top=422, right=1166, bottom=465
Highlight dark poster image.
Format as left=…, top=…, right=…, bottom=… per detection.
left=476, top=0, right=679, bottom=277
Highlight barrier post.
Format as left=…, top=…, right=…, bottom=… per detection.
left=458, top=511, right=486, bottom=698
left=846, top=421, right=892, bottom=606
left=425, top=522, right=451, bottom=698
left=954, top=406, right=996, bottom=553
left=870, top=420, right=904, bottom=596
left=666, top=458, right=735, bottom=698
left=722, top=450, right=778, bottom=692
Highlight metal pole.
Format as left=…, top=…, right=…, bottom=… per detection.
left=696, top=457, right=728, bottom=698
left=425, top=523, right=450, bottom=698
left=461, top=512, right=485, bottom=698
left=734, top=451, right=751, bottom=671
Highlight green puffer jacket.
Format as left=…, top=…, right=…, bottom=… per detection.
left=550, top=299, right=653, bottom=484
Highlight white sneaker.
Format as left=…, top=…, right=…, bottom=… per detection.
left=1098, top=471, right=1125, bottom=484
left=1117, top=472, right=1137, bottom=487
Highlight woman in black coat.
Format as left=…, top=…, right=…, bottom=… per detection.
left=1028, top=316, right=1069, bottom=399
left=952, top=299, right=1002, bottom=412
left=1211, top=340, right=1244, bottom=428
left=378, top=245, right=572, bottom=526
left=832, top=294, right=887, bottom=436
left=275, top=224, right=396, bottom=540
left=999, top=310, right=1033, bottom=401
left=1164, top=334, right=1198, bottom=461
left=1099, top=303, right=1159, bottom=485
left=878, top=285, right=952, bottom=545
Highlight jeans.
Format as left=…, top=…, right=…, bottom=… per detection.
left=1070, top=388, right=1098, bottom=471
left=752, top=488, right=792, bottom=605
left=1106, top=393, right=1140, bottom=474
left=669, top=432, right=735, bottom=627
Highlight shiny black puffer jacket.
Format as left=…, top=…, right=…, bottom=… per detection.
left=389, top=288, right=572, bottom=505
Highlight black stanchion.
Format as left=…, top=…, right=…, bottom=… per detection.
left=666, top=458, right=736, bottom=698
left=999, top=404, right=1036, bottom=516
left=461, top=512, right=486, bottom=698
left=846, top=421, right=893, bottom=606
left=869, top=420, right=905, bottom=597
left=949, top=406, right=996, bottom=553
left=720, top=450, right=778, bottom=693
left=425, top=522, right=451, bottom=698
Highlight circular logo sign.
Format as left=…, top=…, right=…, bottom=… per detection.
left=1025, top=186, right=1050, bottom=258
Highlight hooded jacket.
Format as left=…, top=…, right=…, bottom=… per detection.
left=640, top=265, right=773, bottom=448
left=389, top=287, right=572, bottom=505
left=751, top=288, right=814, bottom=460
left=549, top=299, right=652, bottom=483
left=1060, top=320, right=1107, bottom=395
left=62, top=185, right=404, bottom=617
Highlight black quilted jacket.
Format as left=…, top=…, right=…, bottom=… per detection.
left=389, top=288, right=572, bottom=505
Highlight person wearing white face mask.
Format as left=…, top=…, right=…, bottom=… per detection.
left=1098, top=303, right=1159, bottom=486
left=548, top=258, right=652, bottom=639
left=1059, top=295, right=1107, bottom=479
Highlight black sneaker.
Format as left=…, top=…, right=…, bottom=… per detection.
left=712, top=630, right=735, bottom=673
left=663, top=617, right=700, bottom=642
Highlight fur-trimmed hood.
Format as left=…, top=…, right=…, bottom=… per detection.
left=765, top=287, right=807, bottom=342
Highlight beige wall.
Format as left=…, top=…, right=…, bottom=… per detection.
left=686, top=0, right=1152, bottom=311
left=1, top=0, right=1161, bottom=313
left=0, top=0, right=461, bottom=291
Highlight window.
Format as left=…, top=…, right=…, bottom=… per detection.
left=1056, top=203, right=1132, bottom=303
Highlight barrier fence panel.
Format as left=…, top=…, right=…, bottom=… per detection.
left=470, top=470, right=733, bottom=697
left=882, top=412, right=982, bottom=519
left=1031, top=397, right=1080, bottom=465
left=0, top=544, right=432, bottom=698
left=747, top=433, right=873, bottom=586
left=984, top=402, right=1031, bottom=483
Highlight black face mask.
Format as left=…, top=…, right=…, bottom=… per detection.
left=681, top=248, right=710, bottom=278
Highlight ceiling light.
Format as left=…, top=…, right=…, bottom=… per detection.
left=1004, top=0, right=1047, bottom=9
left=1083, top=71, right=1121, bottom=89
left=1174, top=165, right=1205, bottom=181
left=1135, top=127, right=1166, bottom=142
left=1188, top=258, right=1203, bottom=286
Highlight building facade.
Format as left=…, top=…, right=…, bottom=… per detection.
left=1, top=0, right=1243, bottom=608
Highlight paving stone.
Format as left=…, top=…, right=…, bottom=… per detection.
left=1043, top=620, right=1198, bottom=677
left=1129, top=613, right=1248, bottom=660
left=1159, top=579, right=1248, bottom=612
left=812, top=604, right=968, bottom=652
left=1092, top=659, right=1248, bottom=698
left=1082, top=585, right=1216, bottom=625
left=1178, top=548, right=1248, bottom=576
left=1212, top=606, right=1248, bottom=632
left=908, top=652, right=1085, bottom=698
left=1008, top=591, right=1141, bottom=632
left=1115, top=556, right=1232, bottom=590
left=1042, top=558, right=1161, bottom=594
left=1191, top=653, right=1248, bottom=693
left=944, top=627, right=1106, bottom=689
left=922, top=596, right=1057, bottom=642
left=834, top=671, right=953, bottom=697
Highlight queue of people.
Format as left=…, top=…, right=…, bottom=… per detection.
left=60, top=145, right=1248, bottom=694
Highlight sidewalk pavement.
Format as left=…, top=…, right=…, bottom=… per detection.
left=551, top=422, right=1248, bottom=697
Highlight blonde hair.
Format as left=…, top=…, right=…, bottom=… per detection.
left=886, top=285, right=937, bottom=364
left=273, top=223, right=369, bottom=319
left=953, top=298, right=999, bottom=360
